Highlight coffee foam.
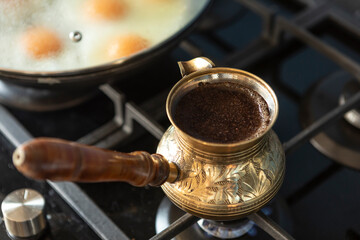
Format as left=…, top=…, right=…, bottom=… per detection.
left=173, top=81, right=272, bottom=143
left=224, top=82, right=271, bottom=141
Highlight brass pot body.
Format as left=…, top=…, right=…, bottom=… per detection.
left=156, top=57, right=285, bottom=220
left=157, top=127, right=284, bottom=220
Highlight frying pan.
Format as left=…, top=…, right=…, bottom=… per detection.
left=0, top=0, right=211, bottom=110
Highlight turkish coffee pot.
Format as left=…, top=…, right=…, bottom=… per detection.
left=12, top=57, right=285, bottom=221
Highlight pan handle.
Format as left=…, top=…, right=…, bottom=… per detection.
left=12, top=138, right=179, bottom=187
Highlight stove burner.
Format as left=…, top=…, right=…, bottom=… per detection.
left=155, top=197, right=292, bottom=239
left=197, top=218, right=254, bottom=239
left=0, top=80, right=96, bottom=111
left=339, top=80, right=360, bottom=129
left=156, top=197, right=203, bottom=240
left=300, top=71, right=360, bottom=169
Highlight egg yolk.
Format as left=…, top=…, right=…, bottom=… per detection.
left=106, top=34, right=149, bottom=60
left=21, top=27, right=62, bottom=59
left=84, top=0, right=127, bottom=21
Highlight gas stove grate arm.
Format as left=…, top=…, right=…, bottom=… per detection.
left=0, top=105, right=130, bottom=240
left=273, top=16, right=360, bottom=82
left=283, top=91, right=360, bottom=155
left=149, top=213, right=199, bottom=240
left=149, top=211, right=295, bottom=240
left=237, top=0, right=360, bottom=82
left=286, top=162, right=342, bottom=206
left=248, top=211, right=295, bottom=240
left=77, top=84, right=166, bottom=149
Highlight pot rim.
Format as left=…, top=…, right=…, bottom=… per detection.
left=166, top=67, right=279, bottom=154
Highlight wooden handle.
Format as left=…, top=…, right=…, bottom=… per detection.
left=12, top=138, right=178, bottom=187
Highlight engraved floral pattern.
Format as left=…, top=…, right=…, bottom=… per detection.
left=239, top=162, right=271, bottom=201
left=178, top=163, right=245, bottom=204
left=157, top=127, right=285, bottom=206
left=175, top=158, right=274, bottom=204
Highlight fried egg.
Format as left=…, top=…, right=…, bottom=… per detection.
left=83, top=0, right=128, bottom=21
left=21, top=27, right=62, bottom=59
left=106, top=34, right=149, bottom=60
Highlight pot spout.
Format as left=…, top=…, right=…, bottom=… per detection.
left=12, top=138, right=179, bottom=186
left=178, top=57, right=215, bottom=77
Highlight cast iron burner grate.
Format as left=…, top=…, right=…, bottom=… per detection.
left=1, top=0, right=360, bottom=239
left=0, top=82, right=294, bottom=240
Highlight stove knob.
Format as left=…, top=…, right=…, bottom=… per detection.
left=1, top=188, right=46, bottom=239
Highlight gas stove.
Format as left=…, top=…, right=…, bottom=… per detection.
left=1, top=0, right=360, bottom=239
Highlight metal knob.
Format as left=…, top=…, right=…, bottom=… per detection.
left=1, top=188, right=46, bottom=239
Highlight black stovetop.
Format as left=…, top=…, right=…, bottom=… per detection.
left=1, top=0, right=360, bottom=239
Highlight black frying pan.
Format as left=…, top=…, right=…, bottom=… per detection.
left=0, top=1, right=211, bottom=90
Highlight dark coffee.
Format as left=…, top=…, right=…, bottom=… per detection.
left=173, top=81, right=270, bottom=143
